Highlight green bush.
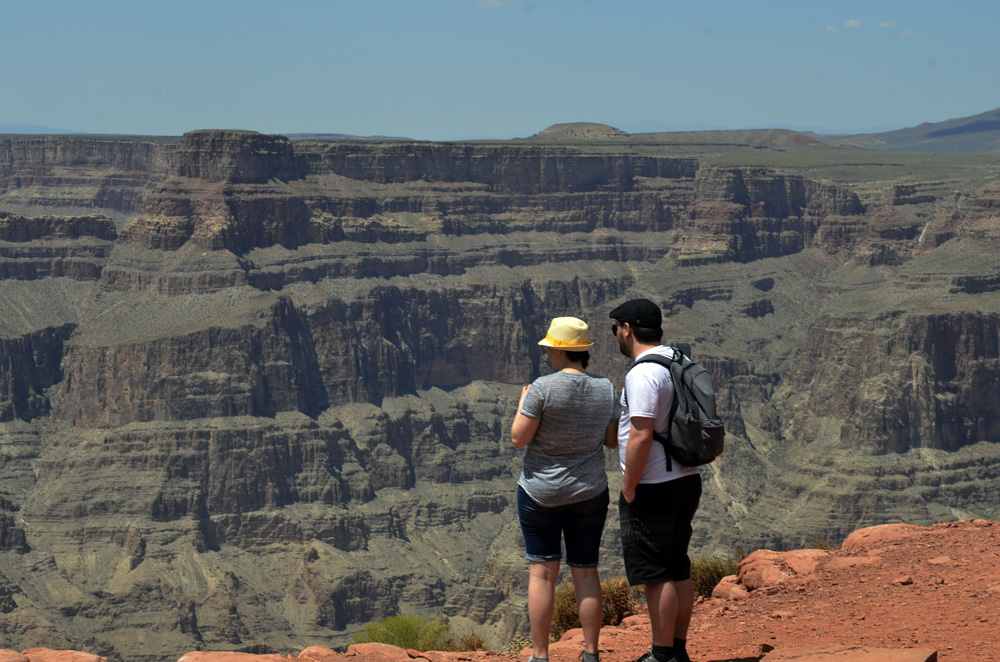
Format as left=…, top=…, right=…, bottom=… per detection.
left=690, top=551, right=745, bottom=598
left=551, top=575, right=644, bottom=638
left=353, top=614, right=453, bottom=651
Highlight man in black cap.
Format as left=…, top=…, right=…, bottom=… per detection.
left=609, top=298, right=702, bottom=662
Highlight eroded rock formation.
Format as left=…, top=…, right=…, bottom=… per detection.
left=0, top=129, right=999, bottom=661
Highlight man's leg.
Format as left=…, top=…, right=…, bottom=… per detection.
left=672, top=577, right=695, bottom=640
left=665, top=475, right=700, bottom=657
left=527, top=559, right=561, bottom=659
left=644, top=581, right=677, bottom=646
left=619, top=478, right=700, bottom=661
left=569, top=565, right=602, bottom=654
left=645, top=578, right=694, bottom=661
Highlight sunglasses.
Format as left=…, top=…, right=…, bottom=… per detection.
left=611, top=323, right=621, bottom=337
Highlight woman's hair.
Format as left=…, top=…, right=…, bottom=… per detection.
left=564, top=350, right=590, bottom=369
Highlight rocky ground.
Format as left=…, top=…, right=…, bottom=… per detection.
left=3, top=519, right=996, bottom=662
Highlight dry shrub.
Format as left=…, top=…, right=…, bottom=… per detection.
left=690, top=551, right=745, bottom=597
left=457, top=630, right=487, bottom=651
left=551, top=580, right=579, bottom=638
left=551, top=575, right=643, bottom=639
left=500, top=634, right=532, bottom=654
left=600, top=575, right=643, bottom=625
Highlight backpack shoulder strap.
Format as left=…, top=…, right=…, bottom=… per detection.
left=623, top=350, right=682, bottom=469
left=624, top=351, right=680, bottom=406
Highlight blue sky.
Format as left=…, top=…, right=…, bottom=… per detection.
left=4, top=0, right=998, bottom=140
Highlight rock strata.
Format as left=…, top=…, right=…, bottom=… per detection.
left=175, top=131, right=299, bottom=183
left=0, top=212, right=116, bottom=280
left=1, top=131, right=999, bottom=660
left=0, top=137, right=174, bottom=222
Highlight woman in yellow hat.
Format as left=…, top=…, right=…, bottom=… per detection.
left=511, top=317, right=619, bottom=662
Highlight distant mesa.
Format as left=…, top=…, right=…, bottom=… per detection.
left=630, top=128, right=827, bottom=148
left=528, top=107, right=1000, bottom=153
left=285, top=132, right=412, bottom=141
left=526, top=122, right=829, bottom=149
left=175, top=129, right=299, bottom=183
left=528, top=122, right=630, bottom=141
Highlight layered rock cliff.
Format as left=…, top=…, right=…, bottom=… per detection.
left=1, top=129, right=999, bottom=661
left=0, top=137, right=175, bottom=223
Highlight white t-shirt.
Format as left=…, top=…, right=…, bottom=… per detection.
left=618, top=346, right=701, bottom=484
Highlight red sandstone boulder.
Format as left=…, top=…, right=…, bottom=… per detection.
left=760, top=644, right=937, bottom=661
left=619, top=614, right=649, bottom=629
left=711, top=574, right=749, bottom=600
left=558, top=627, right=583, bottom=642
left=298, top=647, right=342, bottom=662
left=0, top=651, right=29, bottom=662
left=737, top=550, right=790, bottom=590
left=176, top=653, right=290, bottom=662
left=780, top=549, right=831, bottom=576
left=841, top=523, right=926, bottom=551
left=343, top=643, right=413, bottom=662
left=20, top=651, right=106, bottom=662
left=419, top=653, right=478, bottom=662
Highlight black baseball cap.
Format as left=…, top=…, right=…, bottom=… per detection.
left=609, top=298, right=662, bottom=329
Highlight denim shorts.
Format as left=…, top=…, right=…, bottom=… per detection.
left=619, top=474, right=702, bottom=585
left=517, top=486, right=610, bottom=567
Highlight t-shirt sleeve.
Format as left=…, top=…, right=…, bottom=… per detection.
left=607, top=379, right=621, bottom=424
left=624, top=364, right=671, bottom=419
left=520, top=381, right=545, bottom=419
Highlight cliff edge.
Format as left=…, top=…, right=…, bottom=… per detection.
left=4, top=519, right=995, bottom=662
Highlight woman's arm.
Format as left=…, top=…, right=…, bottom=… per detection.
left=603, top=420, right=619, bottom=448
left=511, top=385, right=541, bottom=448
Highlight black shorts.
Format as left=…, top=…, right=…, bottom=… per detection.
left=618, top=474, right=702, bottom=585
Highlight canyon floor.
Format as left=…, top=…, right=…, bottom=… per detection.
left=4, top=519, right=997, bottom=662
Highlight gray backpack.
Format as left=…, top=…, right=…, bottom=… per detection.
left=625, top=350, right=725, bottom=470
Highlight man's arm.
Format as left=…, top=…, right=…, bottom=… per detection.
left=621, top=416, right=655, bottom=503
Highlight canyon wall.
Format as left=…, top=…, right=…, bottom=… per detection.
left=0, top=130, right=998, bottom=660
left=0, top=137, right=175, bottom=219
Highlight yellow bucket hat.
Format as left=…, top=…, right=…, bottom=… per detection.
left=538, top=317, right=594, bottom=351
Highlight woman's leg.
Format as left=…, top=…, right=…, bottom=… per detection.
left=563, top=489, right=609, bottom=657
left=528, top=559, right=561, bottom=659
left=517, top=487, right=563, bottom=659
left=570, top=565, right=602, bottom=654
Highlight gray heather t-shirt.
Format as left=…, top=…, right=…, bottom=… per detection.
left=517, top=371, right=619, bottom=508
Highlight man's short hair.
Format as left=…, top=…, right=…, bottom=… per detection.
left=631, top=326, right=663, bottom=344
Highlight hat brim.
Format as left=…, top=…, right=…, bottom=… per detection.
left=538, top=339, right=594, bottom=351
